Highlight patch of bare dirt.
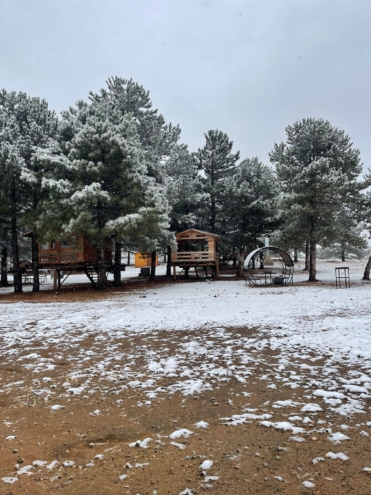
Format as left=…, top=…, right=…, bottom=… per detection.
left=1, top=326, right=371, bottom=495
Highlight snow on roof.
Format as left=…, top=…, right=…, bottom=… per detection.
left=175, top=228, right=221, bottom=241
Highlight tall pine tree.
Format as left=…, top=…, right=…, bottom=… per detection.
left=224, top=157, right=280, bottom=254
left=0, top=90, right=58, bottom=292
left=196, top=130, right=240, bottom=234
left=270, top=118, right=367, bottom=281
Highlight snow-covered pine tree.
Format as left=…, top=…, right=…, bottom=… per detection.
left=0, top=90, right=58, bottom=292
left=107, top=180, right=174, bottom=280
left=195, top=130, right=240, bottom=234
left=270, top=118, right=367, bottom=281
left=224, top=157, right=280, bottom=258
left=164, top=144, right=205, bottom=232
left=324, top=207, right=367, bottom=261
left=89, top=77, right=181, bottom=182
left=0, top=232, right=10, bottom=286
left=88, top=77, right=181, bottom=274
left=269, top=212, right=309, bottom=268
left=59, top=103, right=146, bottom=288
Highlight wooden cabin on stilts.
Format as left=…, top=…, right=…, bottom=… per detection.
left=171, top=229, right=221, bottom=280
left=35, top=235, right=113, bottom=289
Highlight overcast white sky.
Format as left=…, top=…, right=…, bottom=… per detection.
left=1, top=0, right=370, bottom=171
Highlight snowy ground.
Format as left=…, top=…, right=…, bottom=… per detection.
left=1, top=260, right=371, bottom=493
left=0, top=262, right=167, bottom=295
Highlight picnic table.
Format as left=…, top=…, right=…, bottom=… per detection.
left=248, top=270, right=276, bottom=285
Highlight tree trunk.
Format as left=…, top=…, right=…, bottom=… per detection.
left=294, top=248, right=298, bottom=263
left=11, top=213, right=22, bottom=293
left=211, top=196, right=216, bottom=233
left=113, top=240, right=121, bottom=287
left=238, top=248, right=244, bottom=276
left=150, top=250, right=156, bottom=281
left=127, top=251, right=131, bottom=266
left=341, top=249, right=345, bottom=262
left=363, top=255, right=371, bottom=280
left=32, top=235, right=40, bottom=292
left=166, top=246, right=172, bottom=278
left=308, top=240, right=317, bottom=281
left=1, top=246, right=9, bottom=286
left=304, top=241, right=309, bottom=271
left=96, top=248, right=107, bottom=290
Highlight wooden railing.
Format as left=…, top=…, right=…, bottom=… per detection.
left=60, top=252, right=78, bottom=261
left=171, top=251, right=218, bottom=263
left=39, top=254, right=58, bottom=263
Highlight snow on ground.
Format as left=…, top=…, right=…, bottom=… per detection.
left=1, top=261, right=370, bottom=417
left=0, top=262, right=170, bottom=295
left=1, top=260, right=370, bottom=363
left=1, top=260, right=371, bottom=491
left=0, top=263, right=370, bottom=393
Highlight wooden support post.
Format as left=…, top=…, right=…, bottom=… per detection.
left=53, top=268, right=57, bottom=291
left=150, top=250, right=156, bottom=281
left=166, top=246, right=172, bottom=278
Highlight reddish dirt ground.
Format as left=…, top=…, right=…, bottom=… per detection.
left=1, top=342, right=371, bottom=494
left=1, top=285, right=370, bottom=494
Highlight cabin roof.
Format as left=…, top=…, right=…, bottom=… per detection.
left=175, top=228, right=221, bottom=242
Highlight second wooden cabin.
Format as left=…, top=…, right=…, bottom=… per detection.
left=36, top=235, right=113, bottom=288
left=38, top=235, right=112, bottom=267
left=171, top=228, right=221, bottom=279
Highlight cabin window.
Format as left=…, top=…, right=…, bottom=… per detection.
left=70, top=236, right=77, bottom=248
left=41, top=242, right=49, bottom=250
left=181, top=241, right=208, bottom=252
left=61, top=240, right=70, bottom=249
left=50, top=241, right=56, bottom=249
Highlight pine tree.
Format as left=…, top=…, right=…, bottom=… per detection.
left=0, top=231, right=10, bottom=286
left=224, top=157, right=280, bottom=254
left=196, top=130, right=240, bottom=234
left=88, top=77, right=180, bottom=277
left=89, top=77, right=181, bottom=181
left=60, top=103, right=145, bottom=288
left=57, top=96, right=174, bottom=288
left=164, top=144, right=205, bottom=232
left=0, top=90, right=58, bottom=292
left=270, top=118, right=367, bottom=281
left=330, top=208, right=367, bottom=261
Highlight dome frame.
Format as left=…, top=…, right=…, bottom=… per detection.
left=244, top=246, right=294, bottom=286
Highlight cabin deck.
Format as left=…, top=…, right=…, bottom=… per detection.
left=171, top=229, right=221, bottom=280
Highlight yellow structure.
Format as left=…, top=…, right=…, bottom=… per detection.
left=134, top=252, right=158, bottom=268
